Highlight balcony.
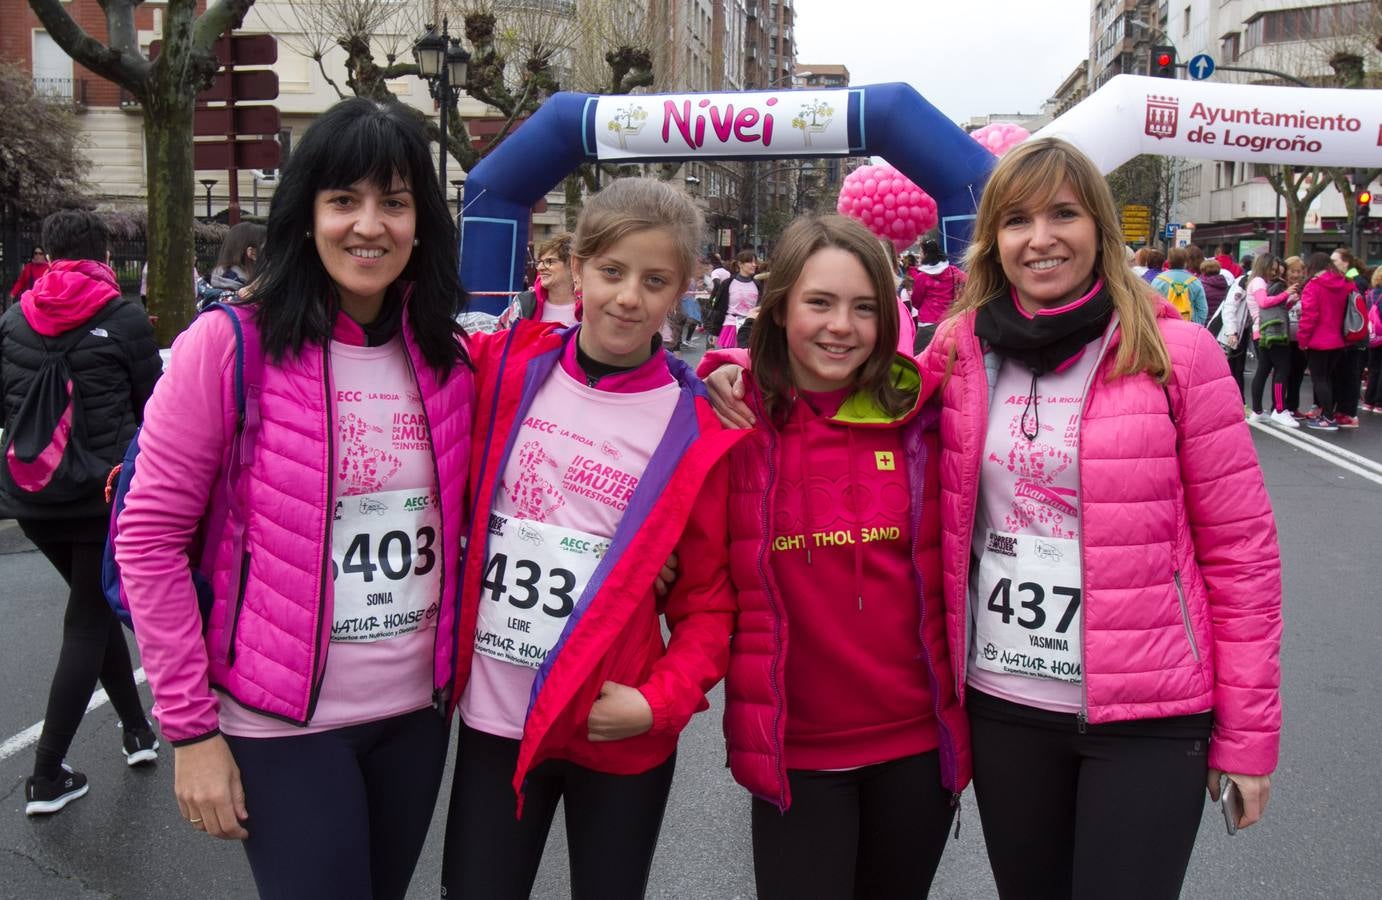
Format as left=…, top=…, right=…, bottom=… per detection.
left=32, top=77, right=87, bottom=109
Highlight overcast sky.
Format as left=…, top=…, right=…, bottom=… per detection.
left=792, top=0, right=1091, bottom=124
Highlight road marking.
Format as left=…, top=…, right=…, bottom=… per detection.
left=1250, top=422, right=1382, bottom=488
left=0, top=667, right=147, bottom=764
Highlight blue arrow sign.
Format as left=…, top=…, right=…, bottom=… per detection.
left=1165, top=223, right=1180, bottom=238
left=1188, top=54, right=1215, bottom=80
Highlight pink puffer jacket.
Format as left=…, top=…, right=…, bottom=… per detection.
left=114, top=302, right=473, bottom=744
left=709, top=355, right=970, bottom=811
left=919, top=301, right=1282, bottom=776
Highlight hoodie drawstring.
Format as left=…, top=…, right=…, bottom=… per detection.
left=848, top=428, right=864, bottom=611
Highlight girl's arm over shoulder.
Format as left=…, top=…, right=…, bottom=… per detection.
left=634, top=457, right=736, bottom=738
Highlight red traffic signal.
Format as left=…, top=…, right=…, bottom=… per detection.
left=1360, top=190, right=1373, bottom=206
left=1357, top=189, right=1372, bottom=224
left=1150, top=45, right=1178, bottom=78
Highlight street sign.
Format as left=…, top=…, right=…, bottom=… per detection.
left=197, top=70, right=279, bottom=104
left=193, top=106, right=280, bottom=137
left=194, top=138, right=282, bottom=171
left=1165, top=223, right=1180, bottom=238
left=150, top=35, right=277, bottom=68
left=1121, top=204, right=1151, bottom=240
left=1188, top=54, right=1215, bottom=81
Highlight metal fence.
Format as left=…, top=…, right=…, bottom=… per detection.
left=2, top=203, right=221, bottom=306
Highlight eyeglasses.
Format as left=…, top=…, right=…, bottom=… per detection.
left=536, top=257, right=563, bottom=268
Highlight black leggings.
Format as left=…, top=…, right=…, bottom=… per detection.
left=1250, top=341, right=1292, bottom=413
left=442, top=723, right=676, bottom=900
left=1334, top=347, right=1365, bottom=416
left=1223, top=326, right=1252, bottom=400
left=22, top=524, right=148, bottom=779
left=1307, top=348, right=1343, bottom=418
left=969, top=692, right=1209, bottom=900
left=1286, top=342, right=1308, bottom=411
left=1365, top=345, right=1382, bottom=406
left=751, top=751, right=955, bottom=900
left=225, top=707, right=449, bottom=900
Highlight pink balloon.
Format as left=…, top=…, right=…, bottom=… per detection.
left=883, top=193, right=897, bottom=209
left=863, top=178, right=878, bottom=194
left=970, top=122, right=1031, bottom=158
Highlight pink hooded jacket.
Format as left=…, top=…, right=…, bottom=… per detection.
left=114, top=301, right=474, bottom=744
left=919, top=301, right=1282, bottom=776
left=1297, top=269, right=1353, bottom=351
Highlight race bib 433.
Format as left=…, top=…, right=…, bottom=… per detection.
left=473, top=512, right=608, bottom=670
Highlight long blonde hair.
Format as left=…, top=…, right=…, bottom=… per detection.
left=950, top=137, right=1171, bottom=382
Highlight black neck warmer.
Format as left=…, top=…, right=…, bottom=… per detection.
left=974, top=283, right=1113, bottom=376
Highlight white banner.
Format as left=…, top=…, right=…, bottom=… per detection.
left=593, top=90, right=852, bottom=160
left=1034, top=74, right=1382, bottom=173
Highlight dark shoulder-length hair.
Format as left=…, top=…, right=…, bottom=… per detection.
left=749, top=214, right=908, bottom=421
left=248, top=97, right=469, bottom=375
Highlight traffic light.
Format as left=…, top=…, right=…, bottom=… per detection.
left=1150, top=45, right=1177, bottom=78
left=1357, top=188, right=1372, bottom=226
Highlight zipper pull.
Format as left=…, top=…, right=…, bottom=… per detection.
left=1077, top=711, right=1088, bottom=734
left=951, top=793, right=962, bottom=839
left=858, top=594, right=863, bottom=611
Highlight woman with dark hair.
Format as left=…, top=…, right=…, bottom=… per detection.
left=7, top=246, right=48, bottom=307
left=1298, top=251, right=1354, bottom=431
left=195, top=222, right=267, bottom=310
left=113, top=98, right=474, bottom=899
left=910, top=235, right=967, bottom=351
left=1246, top=254, right=1300, bottom=427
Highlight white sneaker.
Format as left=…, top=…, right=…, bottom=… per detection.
left=1270, top=409, right=1300, bottom=428
left=1248, top=411, right=1270, bottom=423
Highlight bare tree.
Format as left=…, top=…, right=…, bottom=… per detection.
left=27, top=0, right=255, bottom=343
left=0, top=60, right=89, bottom=216
left=1247, top=6, right=1382, bottom=254
left=267, top=0, right=579, bottom=173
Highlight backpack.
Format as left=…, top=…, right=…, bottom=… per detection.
left=101, top=302, right=262, bottom=630
left=1367, top=301, right=1382, bottom=349
left=1342, top=290, right=1367, bottom=344
left=1155, top=273, right=1196, bottom=321
left=0, top=301, right=127, bottom=506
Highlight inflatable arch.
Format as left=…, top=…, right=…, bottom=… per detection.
left=1035, top=74, right=1382, bottom=175
left=458, top=83, right=999, bottom=314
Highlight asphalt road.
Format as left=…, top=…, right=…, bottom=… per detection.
left=2, top=338, right=1380, bottom=898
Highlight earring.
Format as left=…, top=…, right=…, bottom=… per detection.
left=304, top=230, right=312, bottom=239
left=412, top=238, right=420, bottom=247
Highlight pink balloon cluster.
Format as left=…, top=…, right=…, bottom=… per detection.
left=836, top=163, right=938, bottom=252
left=969, top=122, right=1031, bottom=158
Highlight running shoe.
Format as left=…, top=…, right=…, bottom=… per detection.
left=1360, top=403, right=1377, bottom=413
left=1269, top=409, right=1300, bottom=428
left=121, top=721, right=160, bottom=767
left=1306, top=416, right=1339, bottom=431
left=1248, top=410, right=1270, bottom=423
left=1334, top=414, right=1359, bottom=429
left=1297, top=406, right=1320, bottom=420
left=25, top=765, right=89, bottom=816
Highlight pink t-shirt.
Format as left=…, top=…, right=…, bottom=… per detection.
left=967, top=333, right=1108, bottom=713
left=459, top=346, right=680, bottom=739
left=220, top=335, right=441, bottom=737
left=541, top=300, right=579, bottom=326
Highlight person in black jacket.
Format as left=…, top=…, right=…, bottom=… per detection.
left=0, top=209, right=163, bottom=816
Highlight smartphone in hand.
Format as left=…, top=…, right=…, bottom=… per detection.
left=1221, top=775, right=1243, bottom=836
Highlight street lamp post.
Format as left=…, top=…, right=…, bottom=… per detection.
left=199, top=179, right=217, bottom=221
left=413, top=19, right=471, bottom=193
left=451, top=180, right=465, bottom=217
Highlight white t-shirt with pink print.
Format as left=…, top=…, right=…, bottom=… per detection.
left=459, top=350, right=679, bottom=739
left=967, top=333, right=1109, bottom=714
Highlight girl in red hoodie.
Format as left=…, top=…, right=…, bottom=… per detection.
left=700, top=214, right=968, bottom=899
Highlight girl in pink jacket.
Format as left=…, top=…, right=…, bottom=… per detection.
left=920, top=138, right=1281, bottom=899
left=114, top=99, right=475, bottom=899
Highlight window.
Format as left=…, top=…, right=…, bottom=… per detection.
left=1183, top=6, right=1191, bottom=35
left=31, top=30, right=73, bottom=99
left=1180, top=163, right=1202, bottom=199
left=1244, top=2, right=1371, bottom=52
left=1220, top=31, right=1240, bottom=62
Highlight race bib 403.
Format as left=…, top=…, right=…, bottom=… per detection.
left=330, top=488, right=441, bottom=643
left=473, top=512, right=609, bottom=670
left=973, top=530, right=1084, bottom=684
